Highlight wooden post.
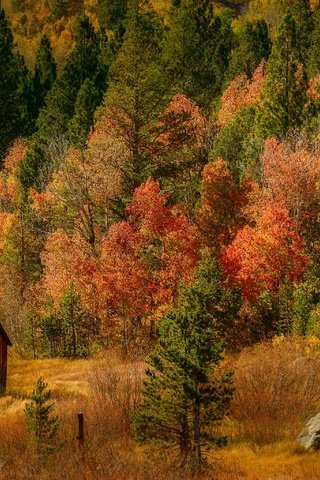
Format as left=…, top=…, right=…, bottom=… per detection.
left=77, top=412, right=84, bottom=446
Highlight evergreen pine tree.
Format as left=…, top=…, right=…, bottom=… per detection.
left=19, top=15, right=107, bottom=191
left=102, top=0, right=168, bottom=198
left=288, top=0, right=312, bottom=62
left=52, top=0, right=68, bottom=20
left=36, top=15, right=103, bottom=142
left=258, top=11, right=308, bottom=139
left=33, top=35, right=57, bottom=118
left=68, top=78, right=99, bottom=149
left=227, top=20, right=271, bottom=80
left=163, top=0, right=233, bottom=108
left=60, top=284, right=88, bottom=357
left=0, top=9, right=33, bottom=159
left=308, top=4, right=320, bottom=78
left=132, top=258, right=234, bottom=469
left=24, top=378, right=60, bottom=455
left=98, top=0, right=128, bottom=30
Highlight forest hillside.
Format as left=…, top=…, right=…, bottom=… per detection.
left=1, top=0, right=320, bottom=478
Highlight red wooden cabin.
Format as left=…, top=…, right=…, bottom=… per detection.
left=0, top=323, right=12, bottom=392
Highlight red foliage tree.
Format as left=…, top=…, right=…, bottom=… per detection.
left=261, top=137, right=320, bottom=244
left=220, top=204, right=309, bottom=302
left=197, top=158, right=255, bottom=251
left=98, top=178, right=200, bottom=346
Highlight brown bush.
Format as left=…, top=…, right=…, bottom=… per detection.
left=230, top=336, right=320, bottom=445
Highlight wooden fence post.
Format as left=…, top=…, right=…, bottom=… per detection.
left=77, top=412, right=84, bottom=446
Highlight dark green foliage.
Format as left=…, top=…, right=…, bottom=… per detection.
left=98, top=0, right=128, bottom=30
left=18, top=142, right=45, bottom=192
left=291, top=278, right=320, bottom=337
left=41, top=285, right=98, bottom=357
left=288, top=0, right=312, bottom=62
left=33, top=35, right=57, bottom=118
left=24, top=378, right=60, bottom=455
left=52, top=0, right=68, bottom=20
left=227, top=20, right=271, bottom=80
left=308, top=5, right=320, bottom=78
left=11, top=0, right=24, bottom=13
left=292, top=282, right=313, bottom=336
left=212, top=106, right=263, bottom=182
left=0, top=9, right=33, bottom=159
left=36, top=15, right=103, bottom=142
left=132, top=258, right=234, bottom=469
left=102, top=0, right=168, bottom=198
left=163, top=1, right=233, bottom=109
left=258, top=11, right=308, bottom=139
left=68, top=78, right=100, bottom=149
left=21, top=15, right=107, bottom=191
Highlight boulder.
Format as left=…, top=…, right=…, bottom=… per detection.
left=299, top=413, right=320, bottom=450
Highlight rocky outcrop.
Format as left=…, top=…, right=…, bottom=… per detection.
left=299, top=413, right=320, bottom=450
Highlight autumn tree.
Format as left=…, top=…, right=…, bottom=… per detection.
left=261, top=137, right=320, bottom=247
left=221, top=204, right=309, bottom=302
left=197, top=158, right=254, bottom=252
left=99, top=178, right=200, bottom=350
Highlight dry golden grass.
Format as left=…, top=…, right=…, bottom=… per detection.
left=2, top=339, right=320, bottom=479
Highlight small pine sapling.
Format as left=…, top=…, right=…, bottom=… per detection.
left=24, top=377, right=60, bottom=455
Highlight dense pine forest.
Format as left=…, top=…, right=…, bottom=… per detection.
left=2, top=0, right=320, bottom=478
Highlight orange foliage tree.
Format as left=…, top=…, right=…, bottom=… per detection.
left=261, top=137, right=320, bottom=246
left=217, top=62, right=265, bottom=127
left=98, top=178, right=201, bottom=348
left=220, top=204, right=309, bottom=302
left=197, top=158, right=255, bottom=251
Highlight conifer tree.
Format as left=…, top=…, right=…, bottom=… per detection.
left=60, top=284, right=88, bottom=357
left=163, top=0, right=233, bottom=108
left=227, top=20, right=271, bottom=80
left=132, top=258, right=234, bottom=469
left=33, top=35, right=57, bottom=118
left=68, top=78, right=100, bottom=149
left=0, top=9, right=33, bottom=159
left=258, top=11, right=308, bottom=139
left=52, top=0, right=68, bottom=20
left=36, top=15, right=103, bottom=142
left=98, top=0, right=128, bottom=30
left=19, top=16, right=107, bottom=191
left=288, top=0, right=312, bottom=62
left=102, top=0, right=168, bottom=197
left=308, top=4, right=320, bottom=78
left=24, top=378, right=60, bottom=455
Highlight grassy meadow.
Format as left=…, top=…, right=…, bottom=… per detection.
left=1, top=337, right=320, bottom=479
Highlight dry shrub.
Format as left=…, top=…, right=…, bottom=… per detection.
left=230, top=336, right=320, bottom=445
left=86, top=351, right=145, bottom=434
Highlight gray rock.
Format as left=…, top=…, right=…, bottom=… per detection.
left=299, top=413, right=320, bottom=450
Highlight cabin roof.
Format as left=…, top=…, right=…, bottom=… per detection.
left=0, top=323, right=12, bottom=346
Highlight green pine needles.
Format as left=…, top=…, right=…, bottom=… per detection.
left=132, top=260, right=234, bottom=470
left=24, top=378, right=60, bottom=456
